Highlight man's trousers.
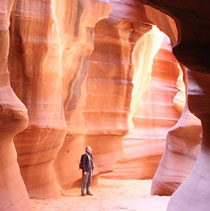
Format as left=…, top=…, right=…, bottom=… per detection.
left=81, top=171, right=92, bottom=193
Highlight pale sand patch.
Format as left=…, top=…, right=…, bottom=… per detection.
left=32, top=179, right=170, bottom=211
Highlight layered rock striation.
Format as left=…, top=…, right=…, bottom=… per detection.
left=136, top=1, right=202, bottom=197
left=139, top=0, right=210, bottom=210
left=85, top=0, right=165, bottom=180
left=54, top=0, right=167, bottom=190
left=102, top=35, right=183, bottom=180
left=53, top=0, right=112, bottom=190
left=1, top=0, right=208, bottom=210
left=8, top=0, right=112, bottom=199
left=0, top=0, right=31, bottom=210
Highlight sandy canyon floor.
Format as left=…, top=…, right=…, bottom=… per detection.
left=32, top=179, right=170, bottom=211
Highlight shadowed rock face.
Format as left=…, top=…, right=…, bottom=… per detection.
left=139, top=0, right=210, bottom=73
left=151, top=105, right=201, bottom=196
left=142, top=6, right=202, bottom=196
left=139, top=0, right=210, bottom=210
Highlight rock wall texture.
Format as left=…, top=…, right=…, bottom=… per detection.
left=9, top=0, right=111, bottom=200
left=0, top=1, right=31, bottom=210
left=1, top=0, right=112, bottom=209
left=85, top=0, right=170, bottom=181
left=0, top=0, right=207, bottom=210
left=53, top=0, right=170, bottom=191
left=136, top=2, right=202, bottom=197
left=102, top=35, right=183, bottom=180
left=4, top=0, right=170, bottom=206
left=151, top=104, right=201, bottom=196
left=54, top=0, right=147, bottom=190
left=138, top=0, right=210, bottom=211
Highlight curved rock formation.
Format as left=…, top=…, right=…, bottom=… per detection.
left=84, top=1, right=165, bottom=180
left=8, top=0, right=111, bottom=199
left=139, top=0, right=210, bottom=210
left=0, top=1, right=31, bottom=210
left=1, top=0, right=207, bottom=210
left=151, top=105, right=201, bottom=195
left=102, top=34, right=182, bottom=180
left=9, top=0, right=67, bottom=199
left=54, top=0, right=155, bottom=189
left=137, top=1, right=202, bottom=196
left=53, top=0, right=112, bottom=190
left=167, top=70, right=210, bottom=211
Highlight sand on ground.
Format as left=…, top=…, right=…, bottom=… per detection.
left=32, top=179, right=170, bottom=211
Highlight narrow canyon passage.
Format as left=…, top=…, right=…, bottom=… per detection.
left=0, top=0, right=208, bottom=211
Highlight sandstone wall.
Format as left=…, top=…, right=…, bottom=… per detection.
left=102, top=34, right=183, bottom=180
left=136, top=2, right=202, bottom=196
left=52, top=0, right=112, bottom=191
left=84, top=0, right=172, bottom=181
left=139, top=1, right=209, bottom=210
left=5, top=0, right=111, bottom=208
left=54, top=0, right=167, bottom=190
left=0, top=1, right=31, bottom=210
left=0, top=0, right=206, bottom=210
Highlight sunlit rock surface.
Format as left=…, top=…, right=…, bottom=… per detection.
left=85, top=0, right=170, bottom=181
left=54, top=0, right=165, bottom=190
left=52, top=0, right=112, bottom=191
left=102, top=35, right=183, bottom=180
left=8, top=0, right=111, bottom=199
left=0, top=0, right=207, bottom=210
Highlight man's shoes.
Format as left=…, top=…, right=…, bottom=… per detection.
left=86, top=191, right=93, bottom=196
left=81, top=192, right=86, bottom=196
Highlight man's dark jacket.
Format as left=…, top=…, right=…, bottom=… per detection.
left=81, top=152, right=94, bottom=172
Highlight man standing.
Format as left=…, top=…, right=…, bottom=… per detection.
left=80, top=146, right=94, bottom=196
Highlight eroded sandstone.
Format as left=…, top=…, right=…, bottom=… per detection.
left=0, top=0, right=31, bottom=210
left=0, top=0, right=208, bottom=210
left=102, top=34, right=183, bottom=180
left=139, top=0, right=210, bottom=210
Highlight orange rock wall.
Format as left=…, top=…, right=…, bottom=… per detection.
left=9, top=0, right=112, bottom=199
left=54, top=0, right=161, bottom=189
left=102, top=35, right=182, bottom=180
left=0, top=0, right=206, bottom=210
left=137, top=3, right=202, bottom=197
left=85, top=0, right=172, bottom=181
left=0, top=1, right=31, bottom=210
left=139, top=1, right=210, bottom=210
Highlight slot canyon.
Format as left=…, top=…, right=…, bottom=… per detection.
left=0, top=0, right=208, bottom=210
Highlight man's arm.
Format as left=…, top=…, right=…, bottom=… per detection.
left=91, top=154, right=94, bottom=171
left=81, top=154, right=88, bottom=173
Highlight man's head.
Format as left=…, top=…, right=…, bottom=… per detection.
left=86, top=146, right=92, bottom=153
